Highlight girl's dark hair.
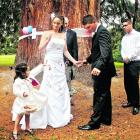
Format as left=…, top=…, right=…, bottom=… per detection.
left=14, top=63, right=27, bottom=80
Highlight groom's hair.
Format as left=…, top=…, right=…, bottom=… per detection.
left=82, top=15, right=97, bottom=25
left=121, top=17, right=132, bottom=24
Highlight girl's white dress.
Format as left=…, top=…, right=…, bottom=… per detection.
left=12, top=64, right=46, bottom=120
left=23, top=37, right=71, bottom=129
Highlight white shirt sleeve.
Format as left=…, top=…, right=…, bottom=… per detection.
left=121, top=30, right=140, bottom=61
left=129, top=32, right=140, bottom=61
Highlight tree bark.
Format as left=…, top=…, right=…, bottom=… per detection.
left=16, top=0, right=99, bottom=67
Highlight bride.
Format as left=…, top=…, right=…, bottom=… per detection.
left=22, top=15, right=80, bottom=129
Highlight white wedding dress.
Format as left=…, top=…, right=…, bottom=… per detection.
left=22, top=37, right=71, bottom=129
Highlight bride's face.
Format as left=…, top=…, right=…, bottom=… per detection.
left=52, top=17, right=62, bottom=32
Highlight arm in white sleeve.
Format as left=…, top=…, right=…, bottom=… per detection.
left=128, top=33, right=140, bottom=60
left=13, top=80, right=27, bottom=98
left=29, top=63, right=44, bottom=78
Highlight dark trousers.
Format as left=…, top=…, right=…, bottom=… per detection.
left=124, top=61, right=140, bottom=107
left=90, top=72, right=112, bottom=125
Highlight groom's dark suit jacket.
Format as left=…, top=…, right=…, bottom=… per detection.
left=87, top=25, right=116, bottom=77
left=86, top=25, right=116, bottom=124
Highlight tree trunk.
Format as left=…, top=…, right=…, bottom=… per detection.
left=16, top=0, right=99, bottom=67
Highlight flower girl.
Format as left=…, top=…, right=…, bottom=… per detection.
left=11, top=63, right=46, bottom=140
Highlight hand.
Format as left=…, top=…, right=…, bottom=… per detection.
left=123, top=57, right=130, bottom=64
left=74, top=61, right=83, bottom=67
left=91, top=68, right=101, bottom=76
left=82, top=59, right=88, bottom=65
left=23, top=92, right=28, bottom=97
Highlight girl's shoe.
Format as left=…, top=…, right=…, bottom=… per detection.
left=25, top=129, right=34, bottom=135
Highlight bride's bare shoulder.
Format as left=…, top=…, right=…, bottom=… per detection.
left=41, top=30, right=54, bottom=38
left=43, top=30, right=53, bottom=35
left=61, top=32, right=66, bottom=39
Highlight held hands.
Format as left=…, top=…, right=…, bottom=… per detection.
left=82, top=59, right=88, bottom=65
left=73, top=60, right=101, bottom=76
left=73, top=59, right=88, bottom=67
left=73, top=60, right=84, bottom=67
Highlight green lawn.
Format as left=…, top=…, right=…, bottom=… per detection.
left=0, top=55, right=16, bottom=66
left=114, top=62, right=123, bottom=68
left=0, top=54, right=123, bottom=68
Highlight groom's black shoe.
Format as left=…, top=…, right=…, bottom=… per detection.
left=78, top=123, right=100, bottom=130
left=132, top=107, right=139, bottom=115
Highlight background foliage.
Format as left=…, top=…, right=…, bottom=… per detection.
left=0, top=0, right=21, bottom=54
left=100, top=0, right=140, bottom=61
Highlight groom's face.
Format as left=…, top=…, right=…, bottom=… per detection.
left=83, top=23, right=96, bottom=33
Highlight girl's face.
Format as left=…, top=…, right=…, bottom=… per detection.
left=52, top=17, right=62, bottom=32
left=22, top=67, right=30, bottom=78
left=26, top=67, right=30, bottom=77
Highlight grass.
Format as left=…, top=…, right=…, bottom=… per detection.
left=114, top=62, right=123, bottom=68
left=0, top=55, right=16, bottom=66
left=0, top=54, right=123, bottom=68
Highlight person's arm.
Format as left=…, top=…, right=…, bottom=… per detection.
left=29, top=63, right=44, bottom=78
left=38, top=31, right=52, bottom=51
left=121, top=35, right=140, bottom=63
left=128, top=32, right=140, bottom=61
left=64, top=42, right=77, bottom=66
left=13, top=80, right=28, bottom=97
left=95, top=29, right=111, bottom=70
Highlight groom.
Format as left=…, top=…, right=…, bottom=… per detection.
left=78, top=15, right=116, bottom=130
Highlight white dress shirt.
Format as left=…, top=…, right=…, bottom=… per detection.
left=95, top=23, right=101, bottom=33
left=121, top=29, right=140, bottom=61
